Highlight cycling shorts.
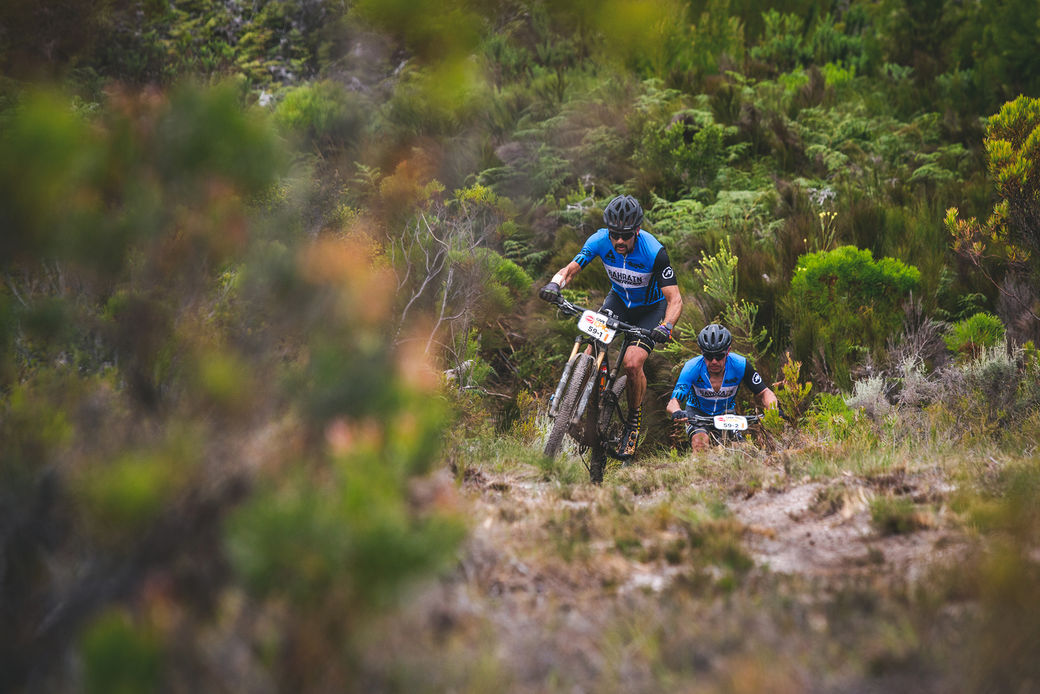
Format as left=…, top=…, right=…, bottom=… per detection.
left=600, top=291, right=667, bottom=354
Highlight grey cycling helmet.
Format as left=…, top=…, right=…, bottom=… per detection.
left=697, top=324, right=732, bottom=353
left=603, top=195, right=643, bottom=231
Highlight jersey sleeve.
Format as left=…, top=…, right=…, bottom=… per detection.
left=573, top=230, right=607, bottom=268
left=741, top=365, right=769, bottom=395
left=652, top=247, right=678, bottom=288
left=671, top=359, right=697, bottom=403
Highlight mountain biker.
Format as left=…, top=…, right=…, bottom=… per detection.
left=665, top=323, right=778, bottom=452
left=539, top=194, right=683, bottom=459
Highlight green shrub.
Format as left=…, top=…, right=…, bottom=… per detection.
left=750, top=11, right=808, bottom=72
left=683, top=0, right=745, bottom=76
left=650, top=187, right=778, bottom=251
left=690, top=238, right=772, bottom=363
left=378, top=60, right=489, bottom=140
left=79, top=609, right=162, bottom=694
left=944, top=312, right=1006, bottom=359
left=946, top=96, right=1040, bottom=297
left=635, top=108, right=731, bottom=195
left=821, top=61, right=856, bottom=88
left=806, top=391, right=874, bottom=444
left=273, top=81, right=369, bottom=154
left=816, top=6, right=876, bottom=74
left=773, top=353, right=814, bottom=421
left=785, top=245, right=921, bottom=387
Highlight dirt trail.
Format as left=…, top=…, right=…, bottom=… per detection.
left=371, top=461, right=967, bottom=691
left=457, top=465, right=959, bottom=590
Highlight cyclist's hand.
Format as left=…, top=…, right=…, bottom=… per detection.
left=670, top=410, right=688, bottom=446
left=650, top=323, right=672, bottom=343
left=538, top=281, right=561, bottom=303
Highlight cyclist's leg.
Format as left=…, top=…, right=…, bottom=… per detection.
left=622, top=343, right=649, bottom=411
left=685, top=409, right=712, bottom=452
left=601, top=297, right=665, bottom=411
left=690, top=432, right=711, bottom=451
left=605, top=298, right=666, bottom=459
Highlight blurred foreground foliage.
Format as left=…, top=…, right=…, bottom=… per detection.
left=0, top=84, right=464, bottom=693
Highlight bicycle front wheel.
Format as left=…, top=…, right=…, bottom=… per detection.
left=544, top=354, right=593, bottom=458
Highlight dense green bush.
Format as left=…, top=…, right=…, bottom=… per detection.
left=806, top=391, right=875, bottom=445
left=786, top=245, right=921, bottom=388
left=749, top=10, right=808, bottom=72
left=944, top=312, right=1006, bottom=359
left=274, top=81, right=370, bottom=154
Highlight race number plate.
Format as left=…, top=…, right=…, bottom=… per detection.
left=577, top=310, right=616, bottom=344
left=714, top=414, right=748, bottom=431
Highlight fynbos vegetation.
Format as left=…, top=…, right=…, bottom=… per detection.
left=1, top=0, right=1038, bottom=691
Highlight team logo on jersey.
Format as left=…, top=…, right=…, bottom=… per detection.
left=696, top=386, right=739, bottom=399
left=607, top=268, right=648, bottom=286
left=605, top=250, right=616, bottom=262
left=662, top=266, right=674, bottom=280
left=752, top=372, right=762, bottom=385
left=626, top=260, right=648, bottom=271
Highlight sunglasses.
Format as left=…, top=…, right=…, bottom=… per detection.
left=702, top=352, right=727, bottom=362
left=608, top=230, right=635, bottom=241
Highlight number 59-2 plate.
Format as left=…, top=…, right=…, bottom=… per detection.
left=714, top=414, right=748, bottom=431
left=578, top=310, right=616, bottom=344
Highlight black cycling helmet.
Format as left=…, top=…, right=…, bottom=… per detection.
left=697, top=324, right=732, bottom=353
left=603, top=195, right=643, bottom=232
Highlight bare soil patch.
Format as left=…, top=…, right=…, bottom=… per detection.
left=729, top=480, right=961, bottom=579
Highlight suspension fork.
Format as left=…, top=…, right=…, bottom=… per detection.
left=548, top=337, right=583, bottom=418
left=571, top=346, right=608, bottom=427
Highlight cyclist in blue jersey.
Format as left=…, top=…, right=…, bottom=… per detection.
left=666, top=324, right=778, bottom=452
left=539, top=195, right=683, bottom=459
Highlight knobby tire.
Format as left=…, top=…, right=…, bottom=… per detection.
left=596, top=374, right=628, bottom=459
left=587, top=376, right=606, bottom=484
left=543, top=354, right=593, bottom=459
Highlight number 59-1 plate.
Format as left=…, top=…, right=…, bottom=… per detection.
left=578, top=310, right=616, bottom=344
left=714, top=414, right=748, bottom=431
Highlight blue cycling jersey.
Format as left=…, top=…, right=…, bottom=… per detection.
left=671, top=352, right=768, bottom=415
left=573, top=229, right=677, bottom=308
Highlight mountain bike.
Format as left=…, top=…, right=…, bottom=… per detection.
left=541, top=294, right=653, bottom=482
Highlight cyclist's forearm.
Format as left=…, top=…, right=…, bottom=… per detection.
left=661, top=286, right=683, bottom=326
left=552, top=262, right=582, bottom=287
left=756, top=388, right=779, bottom=409
left=666, top=397, right=683, bottom=414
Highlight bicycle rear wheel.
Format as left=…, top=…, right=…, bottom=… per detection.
left=544, top=354, right=593, bottom=458
left=597, top=374, right=628, bottom=458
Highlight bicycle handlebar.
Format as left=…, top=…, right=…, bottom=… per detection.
left=680, top=412, right=766, bottom=425
left=543, top=294, right=654, bottom=340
